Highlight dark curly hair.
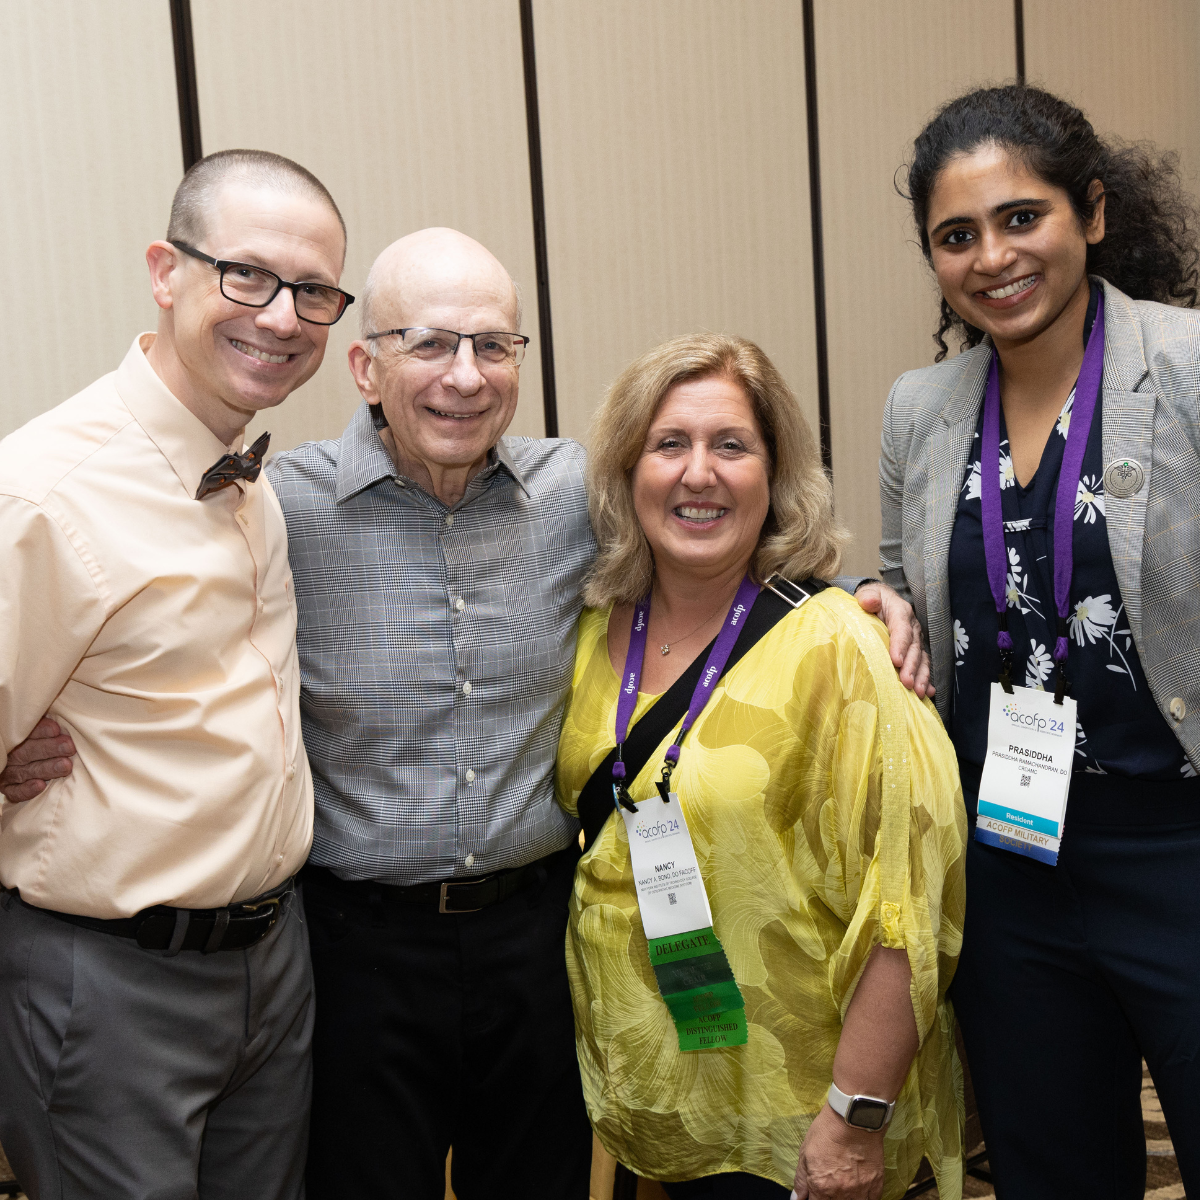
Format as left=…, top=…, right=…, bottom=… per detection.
left=904, top=85, right=1200, bottom=361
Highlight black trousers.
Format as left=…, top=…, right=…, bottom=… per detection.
left=302, top=846, right=592, bottom=1200
left=662, top=1172, right=790, bottom=1198
left=952, top=766, right=1200, bottom=1199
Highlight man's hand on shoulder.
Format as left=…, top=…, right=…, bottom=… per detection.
left=0, top=717, right=76, bottom=802
left=854, top=583, right=934, bottom=699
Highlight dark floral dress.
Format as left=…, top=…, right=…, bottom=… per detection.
left=947, top=298, right=1187, bottom=781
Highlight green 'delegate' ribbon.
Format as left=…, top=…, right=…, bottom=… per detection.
left=648, top=927, right=747, bottom=1051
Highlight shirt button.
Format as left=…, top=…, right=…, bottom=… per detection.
left=455, top=598, right=466, bottom=612
left=277, top=854, right=284, bottom=861
left=465, top=853, right=475, bottom=868
left=1170, top=698, right=1187, bottom=722
left=462, top=681, right=472, bottom=695
left=287, top=764, right=296, bottom=780
left=237, top=513, right=248, bottom=526
left=258, top=598, right=265, bottom=613
left=466, top=769, right=475, bottom=782
left=445, top=514, right=454, bottom=527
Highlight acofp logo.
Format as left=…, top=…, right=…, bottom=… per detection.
left=1001, top=703, right=1053, bottom=735
left=634, top=817, right=672, bottom=841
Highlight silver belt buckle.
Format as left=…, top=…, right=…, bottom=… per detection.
left=763, top=575, right=813, bottom=609
left=439, top=880, right=484, bottom=914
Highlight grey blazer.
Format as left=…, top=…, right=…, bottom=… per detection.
left=879, top=278, right=1200, bottom=768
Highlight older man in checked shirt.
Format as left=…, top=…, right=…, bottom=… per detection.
left=267, top=227, right=596, bottom=1200
left=5, top=225, right=934, bottom=1199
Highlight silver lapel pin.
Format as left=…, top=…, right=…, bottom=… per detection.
left=1102, top=458, right=1145, bottom=499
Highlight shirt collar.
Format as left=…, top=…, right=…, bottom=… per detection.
left=335, top=403, right=530, bottom=504
left=114, top=334, right=238, bottom=498
left=490, top=437, right=528, bottom=493
left=335, top=403, right=403, bottom=502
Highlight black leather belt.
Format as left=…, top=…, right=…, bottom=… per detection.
left=302, top=849, right=565, bottom=914
left=13, top=877, right=295, bottom=955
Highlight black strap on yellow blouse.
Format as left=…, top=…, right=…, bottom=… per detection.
left=576, top=577, right=828, bottom=852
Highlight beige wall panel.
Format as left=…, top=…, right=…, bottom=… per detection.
left=191, top=0, right=544, bottom=453
left=0, top=1, right=179, bottom=439
left=818, top=2, right=1015, bottom=575
left=533, top=0, right=819, bottom=443
left=1025, top=0, right=1200, bottom=201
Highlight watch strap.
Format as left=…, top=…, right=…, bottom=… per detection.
left=827, top=1082, right=896, bottom=1130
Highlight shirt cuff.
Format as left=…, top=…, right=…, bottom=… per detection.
left=831, top=575, right=880, bottom=595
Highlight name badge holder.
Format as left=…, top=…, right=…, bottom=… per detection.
left=611, top=575, right=761, bottom=1050
left=974, top=295, right=1105, bottom=864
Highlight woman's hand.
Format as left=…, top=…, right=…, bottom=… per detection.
left=794, top=946, right=914, bottom=1200
left=791, top=1105, right=885, bottom=1200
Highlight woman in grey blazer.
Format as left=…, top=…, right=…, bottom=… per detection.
left=881, top=85, right=1200, bottom=1198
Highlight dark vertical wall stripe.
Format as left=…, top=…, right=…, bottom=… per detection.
left=169, top=0, right=203, bottom=171
left=518, top=0, right=559, bottom=439
left=801, top=0, right=833, bottom=474
left=1014, top=0, right=1026, bottom=84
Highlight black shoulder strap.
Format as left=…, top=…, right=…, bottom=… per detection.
left=577, top=577, right=829, bottom=852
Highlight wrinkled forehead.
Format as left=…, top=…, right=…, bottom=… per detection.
left=379, top=262, right=518, bottom=331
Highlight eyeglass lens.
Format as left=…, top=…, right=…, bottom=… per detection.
left=220, top=263, right=347, bottom=324
left=400, top=328, right=526, bottom=366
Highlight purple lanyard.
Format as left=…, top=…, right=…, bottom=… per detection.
left=612, top=574, right=761, bottom=807
left=980, top=291, right=1105, bottom=702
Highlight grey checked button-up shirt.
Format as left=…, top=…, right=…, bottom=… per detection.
left=268, top=404, right=596, bottom=886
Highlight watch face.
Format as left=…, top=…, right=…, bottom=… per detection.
left=845, top=1097, right=888, bottom=1131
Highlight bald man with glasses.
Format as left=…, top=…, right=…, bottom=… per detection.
left=263, top=227, right=597, bottom=1200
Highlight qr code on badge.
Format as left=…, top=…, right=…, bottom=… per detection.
left=668, top=892, right=677, bottom=905
left=1020, top=773, right=1031, bottom=787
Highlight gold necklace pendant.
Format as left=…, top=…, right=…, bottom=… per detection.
left=652, top=593, right=729, bottom=660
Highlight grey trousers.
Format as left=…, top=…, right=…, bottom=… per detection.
left=0, top=886, right=312, bottom=1200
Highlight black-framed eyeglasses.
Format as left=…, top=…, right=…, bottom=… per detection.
left=365, top=326, right=530, bottom=367
left=170, top=240, right=355, bottom=326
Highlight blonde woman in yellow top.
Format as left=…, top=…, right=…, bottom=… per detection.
left=555, top=334, right=966, bottom=1200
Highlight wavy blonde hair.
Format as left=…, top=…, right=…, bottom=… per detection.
left=584, top=333, right=846, bottom=608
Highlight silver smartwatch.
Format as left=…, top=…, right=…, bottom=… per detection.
left=826, top=1082, right=895, bottom=1131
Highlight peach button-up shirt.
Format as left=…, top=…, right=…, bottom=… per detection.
left=0, top=334, right=313, bottom=917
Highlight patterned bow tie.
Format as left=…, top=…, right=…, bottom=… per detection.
left=196, top=432, right=271, bottom=501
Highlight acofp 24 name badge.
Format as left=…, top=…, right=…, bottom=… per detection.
left=620, top=793, right=748, bottom=1051
left=976, top=682, right=1076, bottom=864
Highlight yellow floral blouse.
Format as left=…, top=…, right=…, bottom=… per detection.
left=555, top=588, right=967, bottom=1196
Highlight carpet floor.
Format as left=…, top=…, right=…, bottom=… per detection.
left=0, top=1065, right=1185, bottom=1199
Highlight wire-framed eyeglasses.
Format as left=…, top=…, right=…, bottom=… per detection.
left=170, top=241, right=355, bottom=326
left=365, top=326, right=530, bottom=367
